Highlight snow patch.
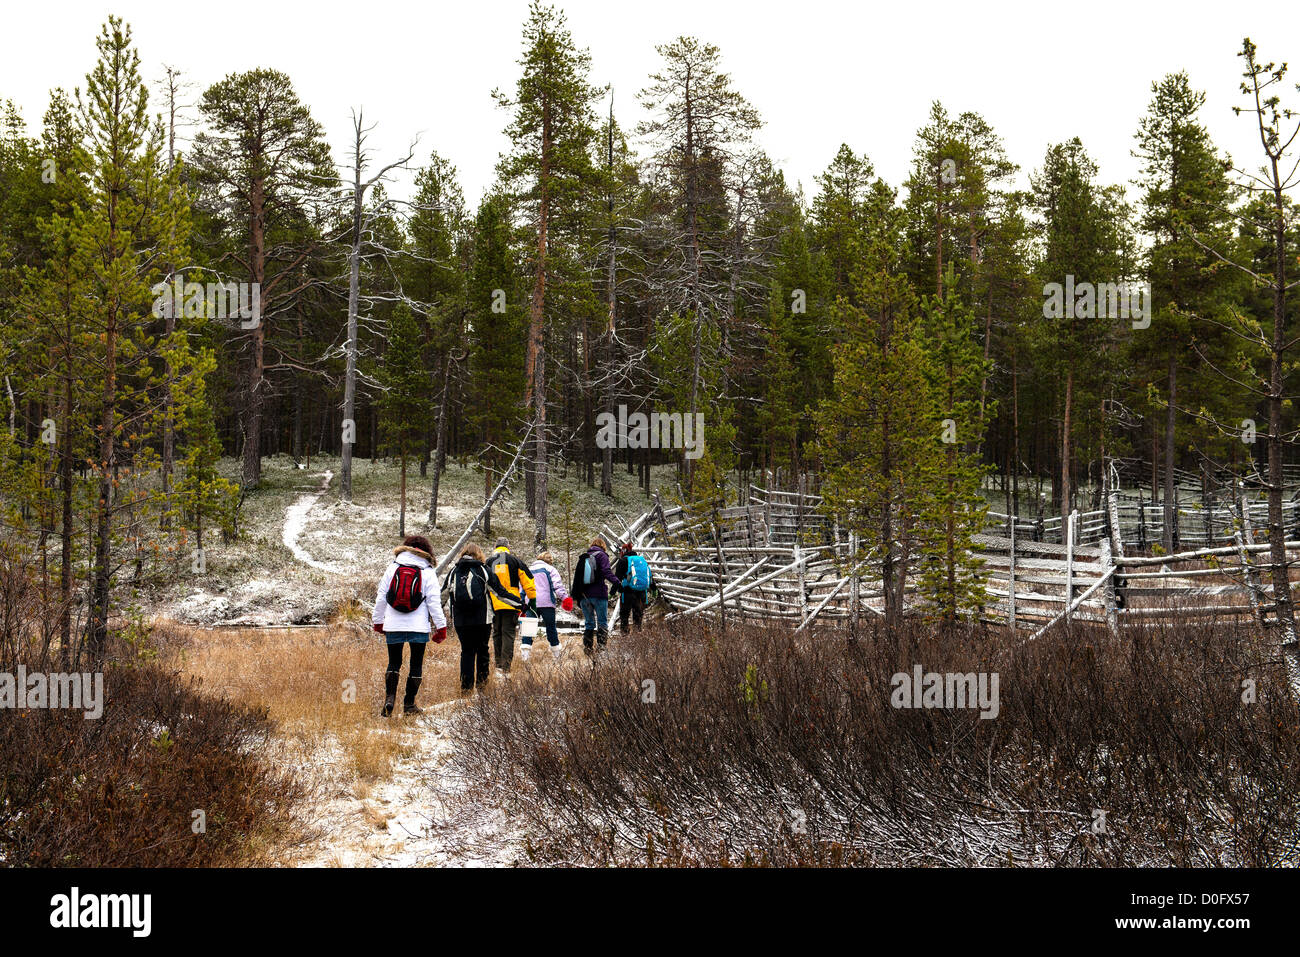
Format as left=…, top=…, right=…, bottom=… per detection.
left=283, top=471, right=340, bottom=572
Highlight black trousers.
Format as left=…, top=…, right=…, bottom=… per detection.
left=619, top=589, right=646, bottom=631
left=457, top=624, right=491, bottom=690
left=491, top=609, right=518, bottom=671
left=386, top=639, right=426, bottom=678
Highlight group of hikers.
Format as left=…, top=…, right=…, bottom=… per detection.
left=370, top=534, right=653, bottom=716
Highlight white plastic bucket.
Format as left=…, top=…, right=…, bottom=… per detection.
left=519, top=615, right=539, bottom=638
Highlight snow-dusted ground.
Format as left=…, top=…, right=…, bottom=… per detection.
left=282, top=470, right=339, bottom=572
left=287, top=700, right=527, bottom=868
left=158, top=454, right=668, bottom=865
left=147, top=454, right=671, bottom=628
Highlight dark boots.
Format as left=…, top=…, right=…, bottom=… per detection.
left=402, top=676, right=423, bottom=715
left=381, top=669, right=400, bottom=717
left=582, top=629, right=609, bottom=658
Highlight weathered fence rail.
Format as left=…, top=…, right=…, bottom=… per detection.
left=629, top=469, right=1300, bottom=636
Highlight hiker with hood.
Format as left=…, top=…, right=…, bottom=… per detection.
left=614, top=542, right=651, bottom=633
left=524, top=550, right=574, bottom=661
left=444, top=542, right=493, bottom=692
left=486, top=537, right=536, bottom=676
left=571, top=536, right=622, bottom=656
left=372, top=534, right=447, bottom=716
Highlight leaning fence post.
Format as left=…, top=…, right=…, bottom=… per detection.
left=1099, top=537, right=1120, bottom=637
left=1009, top=508, right=1018, bottom=630
left=849, top=530, right=860, bottom=632
left=795, top=543, right=808, bottom=625
left=1065, top=509, right=1077, bottom=624
left=1234, top=528, right=1268, bottom=630
left=1173, top=485, right=1181, bottom=551
left=1239, top=490, right=1270, bottom=630
left=712, top=523, right=727, bottom=635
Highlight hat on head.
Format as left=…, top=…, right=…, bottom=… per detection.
left=495, top=537, right=509, bottom=548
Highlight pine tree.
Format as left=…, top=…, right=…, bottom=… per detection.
left=494, top=0, right=604, bottom=544
left=1132, top=71, right=1243, bottom=548
left=405, top=152, right=468, bottom=526
left=73, top=17, right=206, bottom=657
left=638, top=36, right=761, bottom=486
left=377, top=304, right=429, bottom=537
left=814, top=270, right=932, bottom=628
left=915, top=271, right=992, bottom=620
left=193, top=68, right=335, bottom=490
left=466, top=193, right=527, bottom=537
left=1029, top=137, right=1131, bottom=525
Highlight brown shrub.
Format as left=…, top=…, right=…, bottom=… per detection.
left=0, top=555, right=302, bottom=867
left=449, top=616, right=1300, bottom=866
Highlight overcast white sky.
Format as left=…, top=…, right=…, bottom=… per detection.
left=2, top=0, right=1298, bottom=206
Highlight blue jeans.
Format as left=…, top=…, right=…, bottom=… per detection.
left=521, top=606, right=560, bottom=647
left=580, top=597, right=608, bottom=633
left=384, top=629, right=429, bottom=645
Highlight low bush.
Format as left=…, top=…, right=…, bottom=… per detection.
left=0, top=556, right=303, bottom=866
left=449, top=616, right=1300, bottom=866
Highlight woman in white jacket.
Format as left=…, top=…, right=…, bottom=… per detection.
left=372, top=535, right=447, bottom=716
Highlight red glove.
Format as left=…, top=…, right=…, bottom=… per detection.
left=561, top=596, right=574, bottom=612
left=373, top=623, right=384, bottom=634
left=433, top=627, right=447, bottom=644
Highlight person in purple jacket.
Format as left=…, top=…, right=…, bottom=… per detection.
left=524, top=551, right=573, bottom=662
left=570, top=537, right=622, bottom=656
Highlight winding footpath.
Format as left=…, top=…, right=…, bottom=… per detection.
left=282, top=470, right=337, bottom=572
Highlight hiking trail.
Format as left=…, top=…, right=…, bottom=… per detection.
left=283, top=471, right=337, bottom=572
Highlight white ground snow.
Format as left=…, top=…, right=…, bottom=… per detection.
left=157, top=455, right=668, bottom=865
left=282, top=470, right=338, bottom=572
left=287, top=701, right=526, bottom=868
left=151, top=455, right=671, bottom=628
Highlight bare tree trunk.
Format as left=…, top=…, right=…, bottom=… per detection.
left=602, top=107, right=617, bottom=498
left=1060, top=367, right=1073, bottom=532
left=1266, top=155, right=1297, bottom=641
left=428, top=356, right=451, bottom=527
left=160, top=68, right=180, bottom=528
left=241, top=173, right=267, bottom=490
left=399, top=451, right=407, bottom=537
left=1162, top=353, right=1177, bottom=552
left=59, top=313, right=74, bottom=665
left=341, top=129, right=363, bottom=502
left=523, top=103, right=552, bottom=542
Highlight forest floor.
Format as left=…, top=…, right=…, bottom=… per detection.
left=145, top=453, right=674, bottom=628
left=158, top=454, right=673, bottom=867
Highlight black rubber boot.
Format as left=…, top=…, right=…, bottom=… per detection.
left=402, top=676, right=423, bottom=715
left=381, top=670, right=399, bottom=717
left=596, top=628, right=610, bottom=651
left=582, top=629, right=595, bottom=657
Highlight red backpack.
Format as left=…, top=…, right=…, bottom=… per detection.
left=386, top=564, right=425, bottom=613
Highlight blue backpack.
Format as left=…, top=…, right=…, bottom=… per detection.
left=623, top=554, right=651, bottom=591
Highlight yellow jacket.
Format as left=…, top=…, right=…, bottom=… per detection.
left=487, top=547, right=536, bottom=612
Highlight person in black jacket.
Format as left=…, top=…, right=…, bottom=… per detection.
left=444, top=543, right=493, bottom=692
left=571, top=537, right=621, bottom=656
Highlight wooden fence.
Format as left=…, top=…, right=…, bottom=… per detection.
left=625, top=475, right=1300, bottom=636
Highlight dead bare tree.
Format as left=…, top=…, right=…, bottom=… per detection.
left=339, top=110, right=418, bottom=502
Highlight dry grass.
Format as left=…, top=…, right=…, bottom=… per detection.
left=161, top=620, right=467, bottom=783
